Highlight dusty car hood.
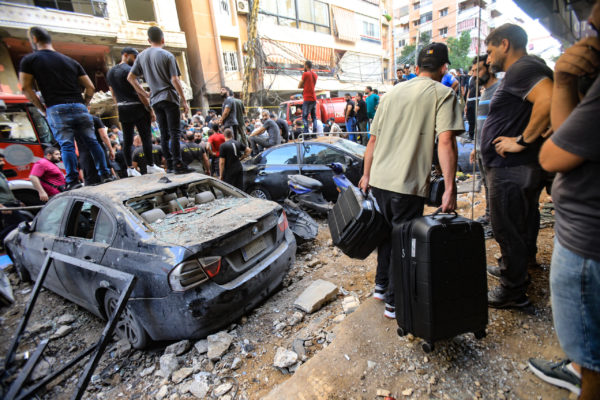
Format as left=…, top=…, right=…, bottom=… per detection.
left=148, top=197, right=278, bottom=247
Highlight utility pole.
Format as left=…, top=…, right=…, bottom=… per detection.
left=242, top=0, right=260, bottom=107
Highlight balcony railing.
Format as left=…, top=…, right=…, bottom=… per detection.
left=3, top=0, right=108, bottom=18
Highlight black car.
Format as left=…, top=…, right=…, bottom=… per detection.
left=243, top=137, right=365, bottom=202
left=5, top=173, right=296, bottom=348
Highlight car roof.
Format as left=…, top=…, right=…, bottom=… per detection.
left=68, top=173, right=212, bottom=203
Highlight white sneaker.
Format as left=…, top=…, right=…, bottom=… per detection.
left=127, top=167, right=141, bottom=177
left=146, top=164, right=165, bottom=174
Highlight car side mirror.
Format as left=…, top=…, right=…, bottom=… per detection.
left=18, top=221, right=32, bottom=234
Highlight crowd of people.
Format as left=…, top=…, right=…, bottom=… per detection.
left=360, top=13, right=599, bottom=397
left=0, top=8, right=598, bottom=398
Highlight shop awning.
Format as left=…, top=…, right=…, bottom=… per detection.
left=332, top=7, right=359, bottom=43
left=300, top=44, right=332, bottom=67
left=261, top=39, right=332, bottom=67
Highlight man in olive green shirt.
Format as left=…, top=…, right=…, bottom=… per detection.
left=359, top=43, right=464, bottom=319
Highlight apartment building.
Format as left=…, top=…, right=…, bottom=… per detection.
left=176, top=0, right=395, bottom=110
left=393, top=0, right=501, bottom=66
left=0, top=0, right=191, bottom=111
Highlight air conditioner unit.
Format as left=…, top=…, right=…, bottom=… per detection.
left=236, top=0, right=249, bottom=14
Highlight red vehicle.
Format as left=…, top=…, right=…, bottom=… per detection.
left=0, top=93, right=57, bottom=205
left=278, top=97, right=349, bottom=129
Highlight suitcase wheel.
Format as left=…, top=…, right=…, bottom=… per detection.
left=421, top=342, right=434, bottom=353
left=474, top=330, right=487, bottom=340
left=397, top=327, right=406, bottom=337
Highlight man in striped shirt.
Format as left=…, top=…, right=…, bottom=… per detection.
left=469, top=54, right=499, bottom=237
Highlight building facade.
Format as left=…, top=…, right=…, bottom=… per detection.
left=0, top=0, right=191, bottom=113
left=176, top=0, right=395, bottom=113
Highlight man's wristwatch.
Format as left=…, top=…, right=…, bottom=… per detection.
left=516, top=135, right=529, bottom=147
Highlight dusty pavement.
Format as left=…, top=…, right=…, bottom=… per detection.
left=0, top=189, right=571, bottom=400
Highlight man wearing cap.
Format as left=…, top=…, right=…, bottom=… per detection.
left=359, top=42, right=464, bottom=319
left=107, top=47, right=164, bottom=177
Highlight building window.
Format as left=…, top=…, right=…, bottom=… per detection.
left=439, top=8, right=448, bottom=17
left=125, top=0, right=156, bottom=22
left=439, top=27, right=448, bottom=37
left=419, top=11, right=432, bottom=24
left=413, top=2, right=420, bottom=10
left=30, top=0, right=109, bottom=17
left=413, top=20, right=420, bottom=27
left=259, top=0, right=330, bottom=34
left=398, top=39, right=406, bottom=47
left=223, top=51, right=239, bottom=72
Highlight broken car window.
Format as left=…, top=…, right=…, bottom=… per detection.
left=36, top=197, right=70, bottom=235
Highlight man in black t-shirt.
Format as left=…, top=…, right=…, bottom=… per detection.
left=355, top=93, right=368, bottom=144
left=344, top=93, right=357, bottom=141
left=107, top=47, right=163, bottom=177
left=181, top=141, right=210, bottom=174
left=19, top=26, right=112, bottom=189
left=219, top=128, right=251, bottom=189
left=248, top=111, right=281, bottom=155
left=482, top=24, right=554, bottom=309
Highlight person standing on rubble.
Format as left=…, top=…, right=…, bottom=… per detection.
left=107, top=47, right=164, bottom=177
left=481, top=24, right=553, bottom=309
left=19, top=26, right=113, bottom=189
left=127, top=26, right=191, bottom=174
left=299, top=60, right=318, bottom=133
left=359, top=43, right=463, bottom=319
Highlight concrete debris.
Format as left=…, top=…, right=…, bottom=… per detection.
left=402, top=388, right=414, bottom=396
left=342, top=295, right=360, bottom=314
left=189, top=374, right=211, bottom=398
left=155, top=385, right=168, bottom=400
left=114, top=338, right=132, bottom=358
left=55, top=313, right=76, bottom=325
left=140, top=365, right=155, bottom=377
left=165, top=339, right=191, bottom=356
left=367, top=360, right=377, bottom=370
left=213, top=382, right=233, bottom=396
left=293, top=279, right=338, bottom=313
left=377, top=388, right=391, bottom=397
left=194, top=339, right=208, bottom=355
left=292, top=339, right=306, bottom=360
left=307, top=260, right=320, bottom=268
left=30, top=356, right=55, bottom=381
left=273, top=347, right=298, bottom=369
left=159, top=353, right=180, bottom=379
left=230, top=357, right=242, bottom=370
left=288, top=311, right=304, bottom=326
left=171, top=367, right=194, bottom=384
left=28, top=321, right=53, bottom=335
left=51, top=324, right=73, bottom=339
left=207, top=331, right=234, bottom=361
left=333, top=314, right=346, bottom=323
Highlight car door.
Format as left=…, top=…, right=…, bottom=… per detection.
left=252, top=144, right=301, bottom=201
left=52, top=199, right=115, bottom=308
left=21, top=196, right=70, bottom=294
left=300, top=143, right=348, bottom=201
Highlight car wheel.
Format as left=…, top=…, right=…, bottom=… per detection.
left=6, top=248, right=31, bottom=283
left=249, top=186, right=271, bottom=200
left=103, top=290, right=149, bottom=349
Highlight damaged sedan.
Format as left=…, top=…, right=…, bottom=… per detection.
left=4, top=173, right=296, bottom=348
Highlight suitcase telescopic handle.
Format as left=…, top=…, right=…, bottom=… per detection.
left=432, top=207, right=458, bottom=218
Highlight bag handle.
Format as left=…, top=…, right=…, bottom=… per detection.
left=431, top=207, right=458, bottom=218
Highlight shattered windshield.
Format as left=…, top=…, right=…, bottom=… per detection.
left=331, top=139, right=366, bottom=158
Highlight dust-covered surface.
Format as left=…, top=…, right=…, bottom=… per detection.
left=0, top=189, right=568, bottom=400
left=150, top=198, right=277, bottom=246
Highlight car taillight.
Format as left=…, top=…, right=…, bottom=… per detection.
left=168, top=260, right=209, bottom=292
left=199, top=256, right=221, bottom=278
left=278, top=211, right=288, bottom=232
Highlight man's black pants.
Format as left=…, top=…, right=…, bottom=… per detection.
left=372, top=187, right=424, bottom=306
left=153, top=100, right=183, bottom=169
left=120, top=104, right=153, bottom=169
left=488, top=163, right=542, bottom=295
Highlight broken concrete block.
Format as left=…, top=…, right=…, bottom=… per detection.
left=114, top=338, right=132, bottom=358
left=189, top=374, right=211, bottom=398
left=213, top=382, right=233, bottom=396
left=155, top=385, right=168, bottom=400
left=171, top=367, right=194, bottom=384
left=194, top=339, right=208, bottom=355
left=30, top=357, right=55, bottom=381
left=51, top=325, right=73, bottom=339
left=293, top=280, right=338, bottom=313
left=140, top=365, right=155, bottom=377
left=273, top=347, right=298, bottom=369
left=230, top=357, right=242, bottom=370
left=377, top=389, right=391, bottom=397
left=165, top=339, right=191, bottom=356
left=159, top=353, right=180, bottom=379
left=292, top=339, right=306, bottom=359
left=55, top=313, right=76, bottom=325
left=207, top=331, right=233, bottom=361
left=342, top=295, right=360, bottom=315
left=288, top=311, right=304, bottom=326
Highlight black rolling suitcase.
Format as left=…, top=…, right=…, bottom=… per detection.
left=393, top=210, right=488, bottom=352
left=327, top=185, right=389, bottom=260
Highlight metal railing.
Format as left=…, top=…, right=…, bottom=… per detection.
left=4, top=0, right=109, bottom=18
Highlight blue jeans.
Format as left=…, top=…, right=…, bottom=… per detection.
left=46, top=103, right=110, bottom=184
left=302, top=101, right=317, bottom=133
left=346, top=117, right=357, bottom=141
left=551, top=239, right=600, bottom=372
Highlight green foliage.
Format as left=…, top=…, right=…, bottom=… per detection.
left=447, top=31, right=472, bottom=71
left=398, top=32, right=432, bottom=65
